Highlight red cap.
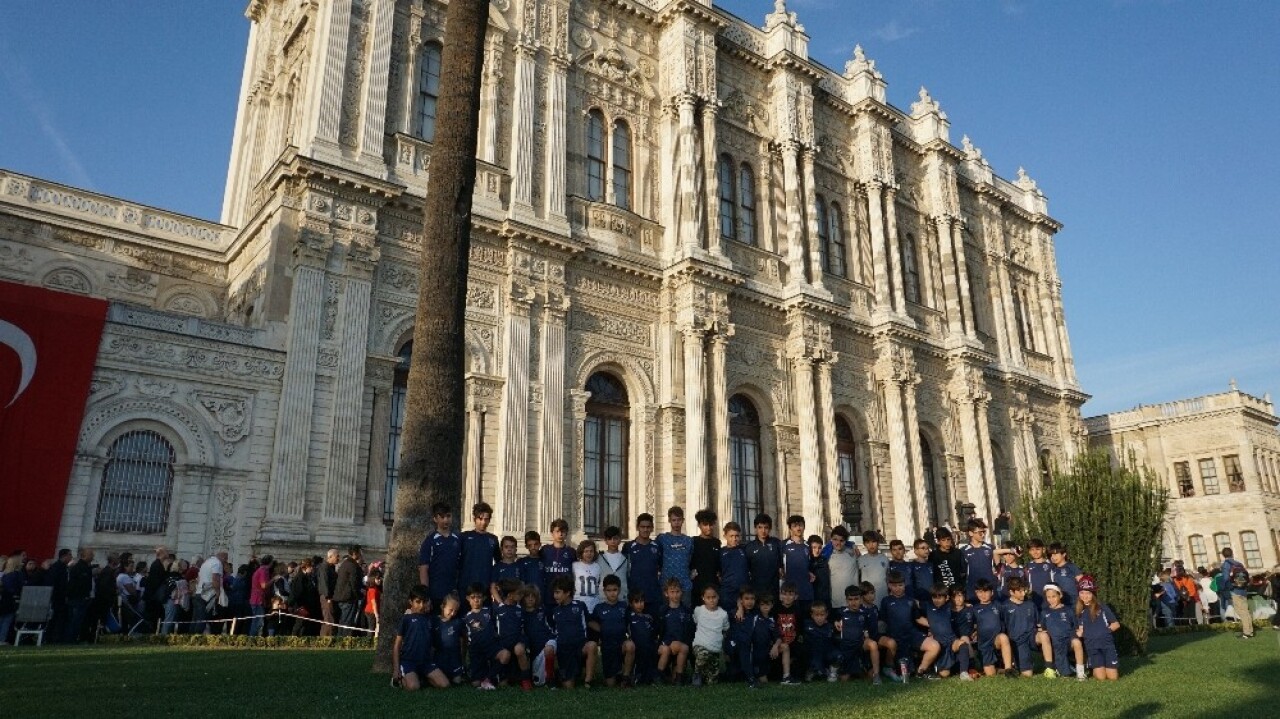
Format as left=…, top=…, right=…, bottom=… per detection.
left=1077, top=575, right=1098, bottom=593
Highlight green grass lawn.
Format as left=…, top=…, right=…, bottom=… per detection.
left=2, top=632, right=1275, bottom=718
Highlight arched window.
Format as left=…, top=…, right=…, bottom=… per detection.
left=1188, top=534, right=1208, bottom=569
left=815, top=196, right=829, bottom=275
left=729, top=395, right=764, bottom=530
left=416, top=44, right=442, bottom=141
left=718, top=154, right=736, bottom=240
left=1039, top=449, right=1053, bottom=488
left=919, top=433, right=946, bottom=527
left=835, top=416, right=856, bottom=493
left=584, top=372, right=629, bottom=536
left=902, top=233, right=921, bottom=303
left=827, top=202, right=847, bottom=278
left=586, top=110, right=606, bottom=202
left=95, top=430, right=175, bottom=534
left=1212, top=532, right=1232, bottom=558
left=1241, top=531, right=1262, bottom=569
left=738, top=163, right=757, bottom=246
left=611, top=120, right=632, bottom=211
left=384, top=341, right=412, bottom=523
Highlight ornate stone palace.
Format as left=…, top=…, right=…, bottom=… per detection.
left=1088, top=385, right=1280, bottom=571
left=0, top=0, right=1087, bottom=561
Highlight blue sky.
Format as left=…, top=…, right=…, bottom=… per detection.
left=1, top=1, right=1276, bottom=415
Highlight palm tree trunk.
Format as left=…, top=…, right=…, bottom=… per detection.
left=374, top=0, right=488, bottom=671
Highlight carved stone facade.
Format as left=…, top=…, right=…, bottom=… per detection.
left=1087, top=386, right=1280, bottom=571
left=0, top=0, right=1085, bottom=561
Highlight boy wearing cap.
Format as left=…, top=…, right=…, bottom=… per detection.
left=857, top=531, right=891, bottom=602
left=929, top=528, right=967, bottom=594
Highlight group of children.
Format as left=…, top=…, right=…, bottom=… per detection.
left=393, top=502, right=1123, bottom=691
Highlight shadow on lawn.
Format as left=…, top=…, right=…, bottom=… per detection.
left=1000, top=701, right=1055, bottom=719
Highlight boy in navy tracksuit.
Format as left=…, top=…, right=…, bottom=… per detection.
left=728, top=588, right=779, bottom=688
left=781, top=516, right=814, bottom=617
left=463, top=584, right=502, bottom=689
left=520, top=587, right=556, bottom=687
left=880, top=571, right=929, bottom=681
left=591, top=575, right=633, bottom=686
left=837, top=589, right=878, bottom=682
left=1001, top=578, right=1039, bottom=676
left=627, top=589, right=658, bottom=684
left=492, top=579, right=528, bottom=687
left=433, top=595, right=466, bottom=684
left=1036, top=583, right=1084, bottom=680
left=718, top=522, right=749, bottom=611
left=625, top=513, right=663, bottom=612
left=656, top=578, right=693, bottom=683
left=922, top=584, right=971, bottom=679
left=393, top=585, right=450, bottom=690
left=972, top=579, right=1006, bottom=676
left=549, top=575, right=597, bottom=688
left=803, top=602, right=838, bottom=682
left=458, top=503, right=499, bottom=604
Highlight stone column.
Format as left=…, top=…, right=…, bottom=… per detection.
left=496, top=286, right=535, bottom=535
left=792, top=357, right=824, bottom=529
left=780, top=141, right=807, bottom=286
left=1054, top=287, right=1079, bottom=383
left=935, top=216, right=963, bottom=336
left=802, top=148, right=825, bottom=287
left=952, top=222, right=976, bottom=338
left=358, top=0, right=395, bottom=167
left=538, top=296, right=568, bottom=531
left=976, top=399, right=1000, bottom=512
left=997, top=260, right=1024, bottom=366
left=703, top=103, right=723, bottom=256
left=865, top=181, right=892, bottom=312
left=480, top=35, right=503, bottom=164
left=507, top=41, right=538, bottom=216
left=1037, top=276, right=1065, bottom=381
left=464, top=404, right=485, bottom=514
left=262, top=239, right=329, bottom=541
left=672, top=95, right=704, bottom=255
left=544, top=53, right=569, bottom=224
left=903, top=377, right=927, bottom=532
left=881, top=380, right=915, bottom=542
left=885, top=187, right=908, bottom=312
left=321, top=258, right=375, bottom=525
left=310, top=0, right=354, bottom=149
left=682, top=327, right=708, bottom=512
left=567, top=389, right=591, bottom=530
left=710, top=330, right=732, bottom=522
left=817, top=358, right=840, bottom=529
left=956, top=399, right=990, bottom=520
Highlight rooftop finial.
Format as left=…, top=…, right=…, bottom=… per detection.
left=854, top=44, right=866, bottom=62
left=774, top=0, right=787, bottom=13
left=1230, top=377, right=1238, bottom=391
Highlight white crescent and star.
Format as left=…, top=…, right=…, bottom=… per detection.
left=0, top=319, right=38, bottom=408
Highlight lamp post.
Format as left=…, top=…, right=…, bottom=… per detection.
left=840, top=489, right=863, bottom=533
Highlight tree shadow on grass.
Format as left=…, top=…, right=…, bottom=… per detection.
left=1000, top=701, right=1056, bottom=719
left=1114, top=702, right=1162, bottom=718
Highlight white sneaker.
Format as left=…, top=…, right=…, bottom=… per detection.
left=958, top=672, right=974, bottom=681
left=827, top=667, right=838, bottom=682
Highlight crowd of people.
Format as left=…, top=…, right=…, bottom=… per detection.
left=392, top=502, right=1182, bottom=692
left=0, top=544, right=382, bottom=643
left=1149, top=551, right=1278, bottom=636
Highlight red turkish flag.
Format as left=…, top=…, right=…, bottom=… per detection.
left=0, top=280, right=107, bottom=560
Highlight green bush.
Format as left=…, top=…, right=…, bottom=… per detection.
left=1015, top=449, right=1168, bottom=655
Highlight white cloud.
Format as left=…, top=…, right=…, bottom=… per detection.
left=874, top=20, right=919, bottom=43
left=0, top=39, right=94, bottom=189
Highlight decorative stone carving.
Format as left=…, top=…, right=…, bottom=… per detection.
left=192, top=390, right=254, bottom=456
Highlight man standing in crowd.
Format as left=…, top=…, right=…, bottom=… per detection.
left=194, top=549, right=228, bottom=634
left=45, top=548, right=72, bottom=642
left=64, top=548, right=94, bottom=643
left=318, top=549, right=339, bottom=637
left=146, top=547, right=169, bottom=623
left=334, top=546, right=364, bottom=636
left=1220, top=548, right=1254, bottom=639
left=249, top=555, right=275, bottom=637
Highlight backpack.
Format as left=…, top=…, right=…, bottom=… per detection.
left=1229, top=563, right=1249, bottom=590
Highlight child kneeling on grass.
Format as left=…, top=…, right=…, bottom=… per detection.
left=393, top=585, right=450, bottom=690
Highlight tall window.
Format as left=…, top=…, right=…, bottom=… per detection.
left=416, top=44, right=442, bottom=141
left=384, top=341, right=412, bottom=523
left=826, top=202, right=847, bottom=278
left=1213, top=532, right=1232, bottom=558
left=835, top=416, right=857, bottom=494
left=1188, top=534, right=1208, bottom=569
left=586, top=110, right=606, bottom=202
left=718, top=154, right=736, bottom=240
left=1174, top=461, right=1194, bottom=497
left=95, top=430, right=175, bottom=534
left=729, top=395, right=764, bottom=531
left=1240, top=531, right=1262, bottom=569
left=815, top=196, right=829, bottom=275
left=920, top=433, right=945, bottom=527
left=1012, top=289, right=1029, bottom=349
left=902, top=233, right=921, bottom=303
left=1223, top=455, right=1245, bottom=493
left=611, top=120, right=632, bottom=210
left=966, top=263, right=981, bottom=333
left=584, top=372, right=629, bottom=536
left=1039, top=449, right=1053, bottom=488
left=1199, top=458, right=1220, bottom=495
left=738, top=163, right=757, bottom=245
